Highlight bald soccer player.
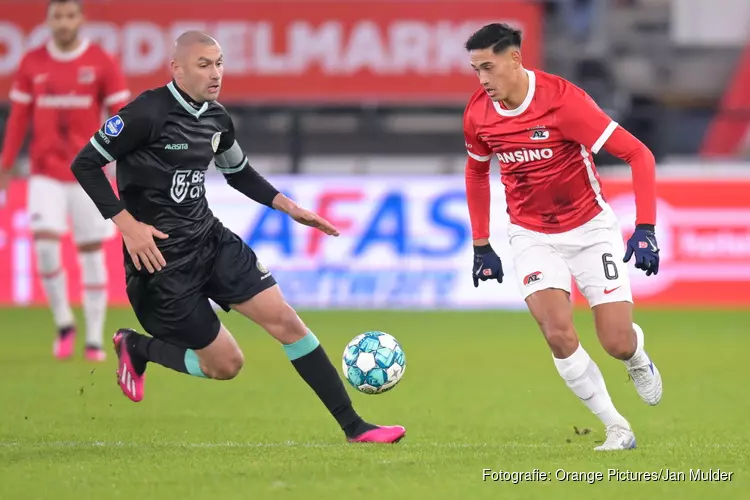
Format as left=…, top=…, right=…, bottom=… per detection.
left=70, top=31, right=406, bottom=444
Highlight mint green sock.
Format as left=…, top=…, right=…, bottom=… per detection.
left=184, top=349, right=208, bottom=378
left=283, top=330, right=320, bottom=360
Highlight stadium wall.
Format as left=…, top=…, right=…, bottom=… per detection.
left=1, top=166, right=750, bottom=310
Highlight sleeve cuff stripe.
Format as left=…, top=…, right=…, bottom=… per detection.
left=90, top=136, right=114, bottom=163
left=591, top=120, right=619, bottom=154
left=103, top=90, right=131, bottom=106
left=9, top=89, right=32, bottom=104
left=467, top=151, right=492, bottom=162
left=216, top=156, right=248, bottom=174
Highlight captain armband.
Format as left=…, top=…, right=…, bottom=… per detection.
left=214, top=140, right=248, bottom=174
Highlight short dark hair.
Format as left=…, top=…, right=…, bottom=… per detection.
left=465, top=23, right=522, bottom=53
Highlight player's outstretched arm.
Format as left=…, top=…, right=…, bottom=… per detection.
left=271, top=192, right=340, bottom=236
left=214, top=139, right=339, bottom=236
left=214, top=139, right=279, bottom=206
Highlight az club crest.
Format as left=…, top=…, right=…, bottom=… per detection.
left=211, top=132, right=221, bottom=153
left=530, top=129, right=550, bottom=140
left=78, top=66, right=95, bottom=84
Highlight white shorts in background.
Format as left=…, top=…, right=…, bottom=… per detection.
left=28, top=175, right=114, bottom=245
left=508, top=206, right=633, bottom=308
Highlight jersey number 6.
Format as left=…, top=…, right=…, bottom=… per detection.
left=601, top=253, right=619, bottom=280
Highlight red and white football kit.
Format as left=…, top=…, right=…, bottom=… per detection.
left=1, top=39, right=130, bottom=244
left=464, top=69, right=657, bottom=307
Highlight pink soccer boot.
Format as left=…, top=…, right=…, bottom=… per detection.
left=112, top=329, right=146, bottom=402
left=53, top=326, right=76, bottom=360
left=348, top=425, right=406, bottom=443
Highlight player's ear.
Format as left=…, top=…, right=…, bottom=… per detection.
left=511, top=48, right=522, bottom=68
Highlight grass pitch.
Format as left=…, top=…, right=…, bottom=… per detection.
left=0, top=307, right=748, bottom=499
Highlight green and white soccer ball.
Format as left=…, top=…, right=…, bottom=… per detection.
left=342, top=331, right=406, bottom=394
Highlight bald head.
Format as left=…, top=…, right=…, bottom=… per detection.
left=173, top=31, right=218, bottom=61
left=170, top=31, right=224, bottom=103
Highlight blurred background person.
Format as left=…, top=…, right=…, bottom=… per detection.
left=0, top=0, right=130, bottom=361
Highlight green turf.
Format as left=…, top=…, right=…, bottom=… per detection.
left=0, top=307, right=748, bottom=500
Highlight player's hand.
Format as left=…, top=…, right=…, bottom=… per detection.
left=120, top=220, right=169, bottom=273
left=624, top=225, right=659, bottom=276
left=472, top=243, right=503, bottom=287
left=288, top=206, right=340, bottom=236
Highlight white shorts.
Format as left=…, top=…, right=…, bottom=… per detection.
left=508, top=206, right=633, bottom=308
left=28, top=175, right=114, bottom=245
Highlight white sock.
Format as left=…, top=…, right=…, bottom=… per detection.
left=624, top=323, right=650, bottom=368
left=79, top=250, right=108, bottom=349
left=553, top=343, right=630, bottom=429
left=34, top=239, right=74, bottom=329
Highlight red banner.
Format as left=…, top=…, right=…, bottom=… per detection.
left=0, top=1, right=542, bottom=104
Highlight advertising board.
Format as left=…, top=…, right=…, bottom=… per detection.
left=2, top=174, right=749, bottom=309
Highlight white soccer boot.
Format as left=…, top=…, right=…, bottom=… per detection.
left=626, top=323, right=663, bottom=406
left=594, top=424, right=637, bottom=451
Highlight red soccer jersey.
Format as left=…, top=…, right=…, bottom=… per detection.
left=1, top=39, right=130, bottom=182
left=464, top=69, right=625, bottom=234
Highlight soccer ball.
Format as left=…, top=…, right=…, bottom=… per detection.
left=342, top=331, right=406, bottom=394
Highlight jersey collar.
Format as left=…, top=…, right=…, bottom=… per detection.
left=492, top=69, right=535, bottom=117
left=46, top=38, right=90, bottom=62
left=167, top=81, right=209, bottom=119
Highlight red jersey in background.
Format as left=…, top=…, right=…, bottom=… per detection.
left=1, top=39, right=130, bottom=182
